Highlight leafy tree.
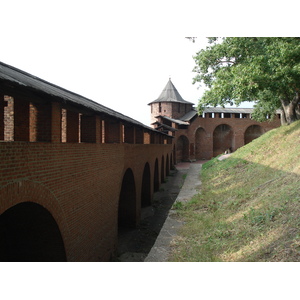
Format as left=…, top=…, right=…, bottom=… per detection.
left=193, top=37, right=300, bottom=125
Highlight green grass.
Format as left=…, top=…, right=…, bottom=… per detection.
left=169, top=120, right=300, bottom=262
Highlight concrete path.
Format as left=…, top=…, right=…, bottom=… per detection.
left=144, top=161, right=203, bottom=262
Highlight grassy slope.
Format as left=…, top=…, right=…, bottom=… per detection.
left=169, top=120, right=300, bottom=262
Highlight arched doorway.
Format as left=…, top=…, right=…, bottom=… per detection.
left=244, top=125, right=264, bottom=145
left=161, top=155, right=165, bottom=183
left=213, top=124, right=233, bottom=157
left=118, top=168, right=136, bottom=228
left=141, top=163, right=151, bottom=207
left=0, top=202, right=66, bottom=262
left=195, top=127, right=206, bottom=160
left=166, top=154, right=170, bottom=176
left=154, top=159, right=159, bottom=192
left=176, top=135, right=189, bottom=162
left=173, top=145, right=176, bottom=166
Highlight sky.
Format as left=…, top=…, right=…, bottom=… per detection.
left=2, top=1, right=211, bottom=126
left=2, top=0, right=297, bottom=127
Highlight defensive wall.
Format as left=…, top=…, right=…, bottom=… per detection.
left=149, top=79, right=282, bottom=163
left=0, top=62, right=173, bottom=261
left=174, top=110, right=281, bottom=161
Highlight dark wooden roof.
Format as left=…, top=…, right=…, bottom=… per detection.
left=155, top=115, right=190, bottom=125
left=0, top=61, right=164, bottom=134
left=148, top=79, right=193, bottom=105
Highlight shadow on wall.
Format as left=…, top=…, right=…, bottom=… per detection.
left=0, top=202, right=66, bottom=262
left=176, top=135, right=189, bottom=162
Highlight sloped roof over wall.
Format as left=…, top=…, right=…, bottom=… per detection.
left=155, top=115, right=190, bottom=125
left=148, top=79, right=193, bottom=105
left=203, top=107, right=254, bottom=114
left=0, top=61, right=162, bottom=133
left=180, top=109, right=198, bottom=122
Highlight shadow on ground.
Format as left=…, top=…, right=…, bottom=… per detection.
left=115, top=166, right=189, bottom=262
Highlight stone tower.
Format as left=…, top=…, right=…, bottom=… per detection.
left=148, top=79, right=194, bottom=124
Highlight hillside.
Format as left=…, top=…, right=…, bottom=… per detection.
left=169, top=120, right=300, bottom=262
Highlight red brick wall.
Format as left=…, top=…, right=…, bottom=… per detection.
left=3, top=96, right=14, bottom=141
left=0, top=141, right=172, bottom=261
left=174, top=114, right=281, bottom=160
left=150, top=102, right=194, bottom=123
left=0, top=91, right=173, bottom=261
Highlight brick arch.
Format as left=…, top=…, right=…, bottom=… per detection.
left=244, top=125, right=264, bottom=145
left=195, top=127, right=207, bottom=160
left=0, top=180, right=70, bottom=261
left=166, top=154, right=170, bottom=176
left=141, top=162, right=151, bottom=207
left=213, top=124, right=234, bottom=157
left=118, top=168, right=136, bottom=228
left=154, top=158, right=159, bottom=192
left=176, top=135, right=189, bottom=162
left=0, top=201, right=66, bottom=261
left=173, top=144, right=176, bottom=166
left=161, top=155, right=165, bottom=183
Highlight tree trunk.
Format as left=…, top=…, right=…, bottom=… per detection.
left=280, top=97, right=300, bottom=125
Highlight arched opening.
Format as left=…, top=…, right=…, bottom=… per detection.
left=244, top=125, right=264, bottom=145
left=172, top=145, right=176, bottom=166
left=161, top=155, right=165, bottom=183
left=118, top=168, right=136, bottom=228
left=195, top=127, right=207, bottom=160
left=154, top=159, right=159, bottom=192
left=176, top=135, right=189, bottom=162
left=141, top=163, right=151, bottom=207
left=213, top=124, right=233, bottom=157
left=0, top=202, right=66, bottom=262
left=166, top=154, right=170, bottom=176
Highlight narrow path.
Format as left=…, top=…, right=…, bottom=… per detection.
left=116, top=165, right=188, bottom=261
left=145, top=161, right=203, bottom=262
left=116, top=161, right=204, bottom=262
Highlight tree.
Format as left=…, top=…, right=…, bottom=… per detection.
left=193, top=37, right=300, bottom=125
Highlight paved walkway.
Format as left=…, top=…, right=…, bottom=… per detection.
left=144, top=161, right=204, bottom=262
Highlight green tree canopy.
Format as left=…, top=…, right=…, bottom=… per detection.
left=193, top=37, right=300, bottom=125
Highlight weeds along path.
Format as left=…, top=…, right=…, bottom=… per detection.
left=145, top=161, right=203, bottom=262
left=117, top=164, right=189, bottom=262
left=169, top=121, right=300, bottom=262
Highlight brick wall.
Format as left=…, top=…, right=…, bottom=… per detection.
left=150, top=102, right=194, bottom=123
left=0, top=91, right=173, bottom=261
left=174, top=114, right=281, bottom=160
left=0, top=141, right=172, bottom=261
left=3, top=96, right=13, bottom=141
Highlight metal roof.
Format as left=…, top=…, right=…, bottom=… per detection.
left=203, top=107, right=282, bottom=114
left=156, top=124, right=177, bottom=132
left=156, top=115, right=190, bottom=125
left=180, top=109, right=198, bottom=122
left=0, top=61, right=163, bottom=134
left=203, top=107, right=254, bottom=114
left=148, top=79, right=193, bottom=105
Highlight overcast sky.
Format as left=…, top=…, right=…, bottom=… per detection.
left=2, top=1, right=209, bottom=125
left=3, top=1, right=296, bottom=127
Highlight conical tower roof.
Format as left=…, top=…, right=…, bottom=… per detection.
left=148, top=79, right=193, bottom=105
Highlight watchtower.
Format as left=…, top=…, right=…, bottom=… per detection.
left=148, top=79, right=194, bottom=124
left=150, top=79, right=281, bottom=161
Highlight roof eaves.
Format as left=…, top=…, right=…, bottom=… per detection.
left=157, top=115, right=190, bottom=125
left=0, top=61, right=161, bottom=134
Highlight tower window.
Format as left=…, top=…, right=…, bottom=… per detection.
left=159, top=102, right=162, bottom=113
